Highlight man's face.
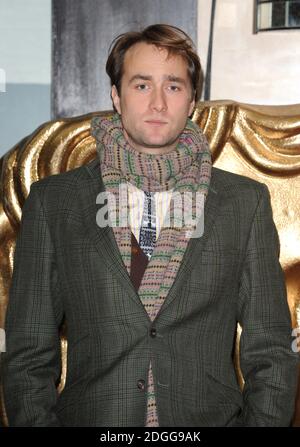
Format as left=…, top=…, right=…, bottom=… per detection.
left=111, top=42, right=195, bottom=155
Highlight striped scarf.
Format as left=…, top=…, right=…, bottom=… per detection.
left=91, top=113, right=212, bottom=426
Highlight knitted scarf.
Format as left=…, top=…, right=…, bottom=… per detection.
left=91, top=113, right=212, bottom=426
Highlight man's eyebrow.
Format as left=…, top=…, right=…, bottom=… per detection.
left=128, top=74, right=187, bottom=85
left=128, top=74, right=153, bottom=84
left=166, top=75, right=187, bottom=85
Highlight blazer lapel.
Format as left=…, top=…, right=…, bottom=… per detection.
left=154, top=182, right=221, bottom=318
left=79, top=157, right=145, bottom=310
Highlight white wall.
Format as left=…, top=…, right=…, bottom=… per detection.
left=0, top=0, right=51, bottom=156
left=198, top=0, right=300, bottom=105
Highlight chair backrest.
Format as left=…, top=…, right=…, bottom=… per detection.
left=1, top=101, right=299, bottom=426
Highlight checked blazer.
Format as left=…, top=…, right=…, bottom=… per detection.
left=2, top=156, right=299, bottom=427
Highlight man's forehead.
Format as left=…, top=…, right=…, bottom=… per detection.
left=123, top=42, right=188, bottom=75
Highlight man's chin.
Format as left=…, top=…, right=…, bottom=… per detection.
left=140, top=135, right=179, bottom=150
left=140, top=140, right=176, bottom=153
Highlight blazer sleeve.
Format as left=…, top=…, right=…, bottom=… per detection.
left=236, top=183, right=299, bottom=427
left=2, top=182, right=64, bottom=426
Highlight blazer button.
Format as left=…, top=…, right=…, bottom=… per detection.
left=150, top=328, right=157, bottom=338
left=137, top=379, right=146, bottom=390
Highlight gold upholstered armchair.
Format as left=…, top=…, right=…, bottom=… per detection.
left=0, top=100, right=299, bottom=426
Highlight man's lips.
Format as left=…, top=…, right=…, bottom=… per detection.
left=144, top=120, right=168, bottom=126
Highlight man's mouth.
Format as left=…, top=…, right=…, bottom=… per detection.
left=144, top=120, right=168, bottom=126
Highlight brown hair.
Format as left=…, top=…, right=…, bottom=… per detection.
left=106, top=24, right=203, bottom=102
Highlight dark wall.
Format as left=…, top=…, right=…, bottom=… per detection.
left=52, top=0, right=198, bottom=118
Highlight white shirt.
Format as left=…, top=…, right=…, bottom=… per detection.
left=127, top=182, right=173, bottom=243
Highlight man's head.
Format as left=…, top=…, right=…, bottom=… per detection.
left=106, top=24, right=203, bottom=155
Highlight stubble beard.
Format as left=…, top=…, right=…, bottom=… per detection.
left=123, top=126, right=182, bottom=154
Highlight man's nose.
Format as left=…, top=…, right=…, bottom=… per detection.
left=149, top=88, right=167, bottom=112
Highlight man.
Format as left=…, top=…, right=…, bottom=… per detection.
left=2, top=24, right=299, bottom=427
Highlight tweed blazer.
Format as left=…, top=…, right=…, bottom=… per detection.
left=2, top=156, right=299, bottom=427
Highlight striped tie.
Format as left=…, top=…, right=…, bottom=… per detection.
left=139, top=191, right=156, bottom=259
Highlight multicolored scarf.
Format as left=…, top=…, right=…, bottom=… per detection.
left=91, top=113, right=212, bottom=426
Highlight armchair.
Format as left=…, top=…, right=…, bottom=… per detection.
left=1, top=100, right=299, bottom=426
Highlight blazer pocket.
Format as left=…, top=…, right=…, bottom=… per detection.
left=200, top=248, right=239, bottom=265
left=189, top=249, right=240, bottom=294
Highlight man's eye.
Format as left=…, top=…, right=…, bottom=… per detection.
left=168, top=85, right=180, bottom=92
left=136, top=84, right=149, bottom=90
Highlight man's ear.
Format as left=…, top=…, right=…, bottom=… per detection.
left=111, top=85, right=121, bottom=114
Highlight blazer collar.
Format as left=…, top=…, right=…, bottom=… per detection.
left=79, top=157, right=221, bottom=321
